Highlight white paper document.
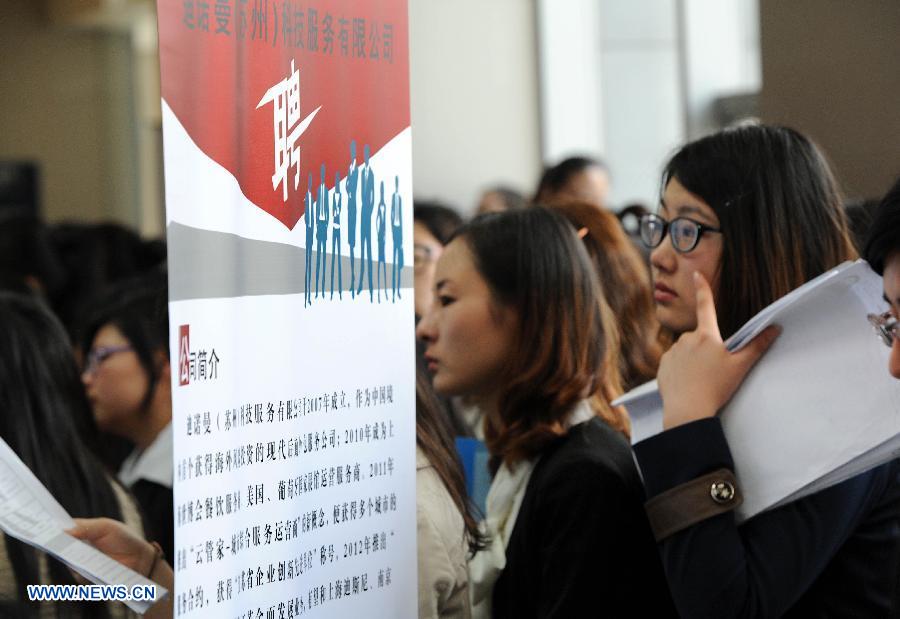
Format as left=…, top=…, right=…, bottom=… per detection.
left=614, top=260, right=900, bottom=522
left=0, top=437, right=166, bottom=614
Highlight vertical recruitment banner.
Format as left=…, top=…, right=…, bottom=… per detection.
left=156, top=1, right=415, bottom=617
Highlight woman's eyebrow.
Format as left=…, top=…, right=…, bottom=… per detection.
left=675, top=205, right=707, bottom=218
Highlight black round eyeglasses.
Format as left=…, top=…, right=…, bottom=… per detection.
left=639, top=213, right=723, bottom=254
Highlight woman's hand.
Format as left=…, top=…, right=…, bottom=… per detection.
left=67, top=517, right=158, bottom=577
left=658, top=272, right=780, bottom=430
left=69, top=518, right=175, bottom=618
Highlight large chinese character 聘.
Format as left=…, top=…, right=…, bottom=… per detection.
left=256, top=60, right=321, bottom=202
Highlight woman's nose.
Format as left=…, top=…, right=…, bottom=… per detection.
left=415, top=309, right=436, bottom=343
left=650, top=239, right=676, bottom=274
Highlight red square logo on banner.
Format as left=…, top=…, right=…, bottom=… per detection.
left=179, top=325, right=190, bottom=386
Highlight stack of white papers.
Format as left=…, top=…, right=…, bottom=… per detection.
left=614, top=260, right=900, bottom=522
left=0, top=438, right=166, bottom=614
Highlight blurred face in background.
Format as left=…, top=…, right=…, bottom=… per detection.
left=415, top=238, right=517, bottom=402
left=562, top=165, right=611, bottom=209
left=414, top=221, right=445, bottom=317
left=477, top=190, right=510, bottom=215
left=81, top=324, right=148, bottom=436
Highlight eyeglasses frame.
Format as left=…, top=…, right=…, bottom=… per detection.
left=868, top=311, right=899, bottom=348
left=83, top=344, right=134, bottom=375
left=640, top=213, right=723, bottom=254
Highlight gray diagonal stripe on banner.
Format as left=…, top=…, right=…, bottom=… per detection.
left=168, top=222, right=414, bottom=302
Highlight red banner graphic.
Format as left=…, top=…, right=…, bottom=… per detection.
left=158, top=0, right=410, bottom=230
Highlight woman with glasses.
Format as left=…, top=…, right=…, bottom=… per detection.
left=865, top=175, right=900, bottom=378
left=632, top=124, right=900, bottom=617
left=81, top=272, right=174, bottom=565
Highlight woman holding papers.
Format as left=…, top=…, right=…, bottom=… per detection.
left=0, top=292, right=145, bottom=618
left=416, top=208, right=676, bottom=618
left=634, top=124, right=900, bottom=617
left=69, top=517, right=174, bottom=619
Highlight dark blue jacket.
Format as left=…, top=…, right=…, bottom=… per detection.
left=635, top=418, right=900, bottom=618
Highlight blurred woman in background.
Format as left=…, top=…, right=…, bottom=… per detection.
left=81, top=273, right=173, bottom=564
left=475, top=187, right=527, bottom=215
left=413, top=202, right=464, bottom=320
left=534, top=156, right=611, bottom=210
left=553, top=201, right=665, bottom=393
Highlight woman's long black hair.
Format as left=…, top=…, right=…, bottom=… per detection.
left=0, top=293, right=123, bottom=617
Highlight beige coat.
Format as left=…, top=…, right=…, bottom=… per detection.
left=417, top=446, right=471, bottom=619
